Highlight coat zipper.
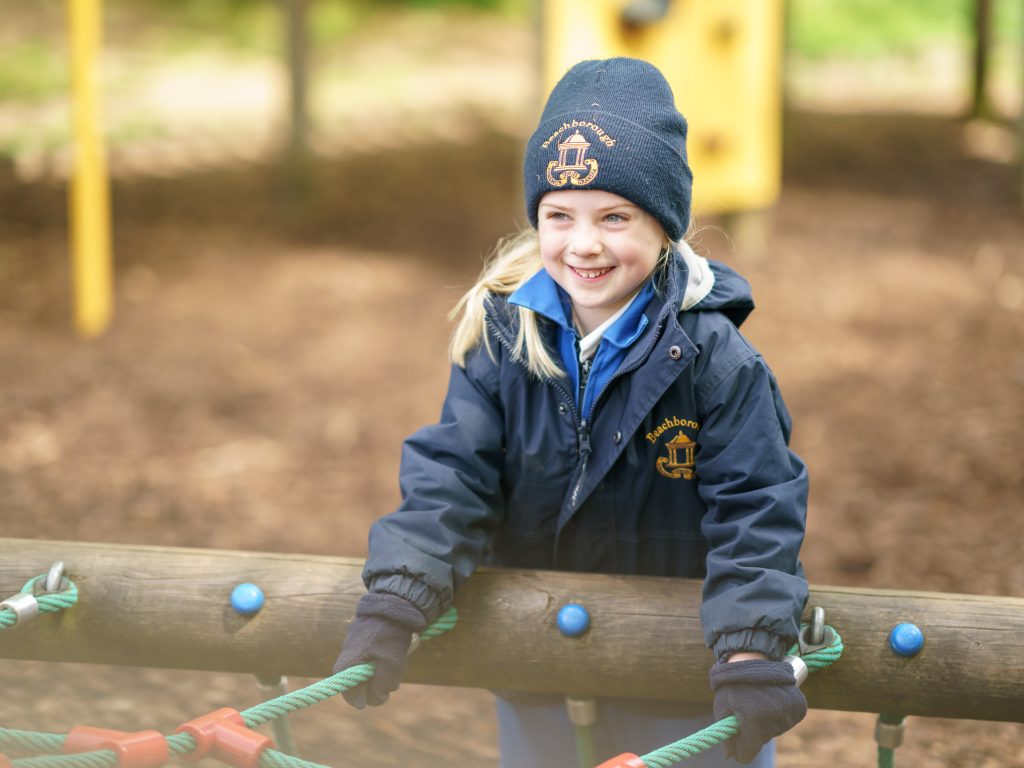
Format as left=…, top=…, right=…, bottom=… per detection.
left=570, top=420, right=591, bottom=507
left=485, top=311, right=673, bottom=512
left=485, top=316, right=591, bottom=505
left=569, top=318, right=673, bottom=508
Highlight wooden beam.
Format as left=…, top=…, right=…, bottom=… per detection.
left=1, top=538, right=1022, bottom=722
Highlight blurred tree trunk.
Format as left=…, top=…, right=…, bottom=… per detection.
left=282, top=0, right=311, bottom=204
left=970, top=0, right=994, bottom=119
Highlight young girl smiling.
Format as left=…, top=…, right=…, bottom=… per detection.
left=335, top=57, right=809, bottom=767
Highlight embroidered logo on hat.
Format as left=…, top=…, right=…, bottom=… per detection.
left=545, top=130, right=599, bottom=187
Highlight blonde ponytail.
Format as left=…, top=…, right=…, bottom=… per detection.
left=449, top=230, right=565, bottom=380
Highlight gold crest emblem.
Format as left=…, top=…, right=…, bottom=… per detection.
left=546, top=130, right=599, bottom=187
left=656, top=430, right=696, bottom=480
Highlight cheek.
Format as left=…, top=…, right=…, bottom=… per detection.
left=538, top=230, right=565, bottom=262
left=611, top=235, right=660, bottom=270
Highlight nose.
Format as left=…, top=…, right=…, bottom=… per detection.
left=569, top=222, right=602, bottom=258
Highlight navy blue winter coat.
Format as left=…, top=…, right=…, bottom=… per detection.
left=364, top=247, right=808, bottom=660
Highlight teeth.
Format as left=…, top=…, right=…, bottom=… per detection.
left=573, top=267, right=611, bottom=279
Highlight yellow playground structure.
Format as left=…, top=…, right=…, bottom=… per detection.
left=66, top=0, right=112, bottom=338
left=62, top=0, right=785, bottom=338
left=68, top=1, right=1019, bottom=335
left=543, top=0, right=785, bottom=219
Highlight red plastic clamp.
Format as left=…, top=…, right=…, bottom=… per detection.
left=594, top=754, right=648, bottom=768
left=175, top=707, right=273, bottom=768
left=0, top=752, right=11, bottom=767
left=64, top=725, right=168, bottom=768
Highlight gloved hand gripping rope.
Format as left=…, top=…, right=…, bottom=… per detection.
left=596, top=616, right=844, bottom=768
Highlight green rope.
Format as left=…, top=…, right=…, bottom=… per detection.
left=0, top=729, right=66, bottom=755
left=260, top=747, right=330, bottom=768
left=243, top=665, right=375, bottom=727
left=243, top=607, right=457, bottom=728
left=6, top=607, right=458, bottom=768
left=801, top=636, right=843, bottom=672
left=420, top=607, right=458, bottom=640
left=574, top=724, right=596, bottom=768
left=10, top=754, right=115, bottom=768
left=642, top=717, right=740, bottom=768
left=640, top=626, right=845, bottom=768
left=3, top=739, right=332, bottom=768
left=165, top=732, right=196, bottom=757
left=0, top=576, right=78, bottom=631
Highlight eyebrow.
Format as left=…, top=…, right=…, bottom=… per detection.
left=538, top=201, right=639, bottom=213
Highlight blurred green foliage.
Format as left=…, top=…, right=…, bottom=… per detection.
left=788, top=0, right=1021, bottom=59
left=0, top=41, right=68, bottom=102
left=131, top=0, right=283, bottom=55
left=1, top=0, right=1020, bottom=104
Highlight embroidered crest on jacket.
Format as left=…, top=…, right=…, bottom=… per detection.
left=656, top=430, right=697, bottom=479
left=647, top=416, right=700, bottom=480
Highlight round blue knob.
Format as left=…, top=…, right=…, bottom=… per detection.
left=230, top=583, right=265, bottom=616
left=557, top=603, right=590, bottom=638
left=889, top=622, right=924, bottom=657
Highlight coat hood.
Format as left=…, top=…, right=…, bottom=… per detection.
left=677, top=241, right=755, bottom=328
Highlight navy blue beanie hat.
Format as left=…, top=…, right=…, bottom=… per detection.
left=524, top=57, right=693, bottom=241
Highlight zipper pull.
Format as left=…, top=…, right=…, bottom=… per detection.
left=571, top=421, right=592, bottom=508
left=577, top=421, right=592, bottom=458
left=578, top=356, right=591, bottom=405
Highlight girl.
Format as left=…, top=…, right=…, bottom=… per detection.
left=335, top=58, right=808, bottom=767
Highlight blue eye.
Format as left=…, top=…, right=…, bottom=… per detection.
left=604, top=213, right=627, bottom=223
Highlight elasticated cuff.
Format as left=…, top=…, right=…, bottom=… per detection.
left=711, top=629, right=791, bottom=662
left=366, top=574, right=447, bottom=625
left=355, top=592, right=428, bottom=633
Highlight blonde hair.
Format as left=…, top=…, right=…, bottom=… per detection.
left=449, top=229, right=564, bottom=380
left=450, top=229, right=680, bottom=380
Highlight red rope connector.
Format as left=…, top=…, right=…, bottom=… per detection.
left=175, top=708, right=273, bottom=768
left=595, top=754, right=647, bottom=768
left=64, top=726, right=168, bottom=768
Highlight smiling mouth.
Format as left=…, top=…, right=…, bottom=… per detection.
left=569, top=265, right=614, bottom=280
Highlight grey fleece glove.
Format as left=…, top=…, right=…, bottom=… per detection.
left=709, top=659, right=807, bottom=764
left=333, top=592, right=428, bottom=709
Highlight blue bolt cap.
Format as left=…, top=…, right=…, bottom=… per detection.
left=889, top=622, right=924, bottom=657
left=230, top=583, right=265, bottom=616
left=557, top=603, right=590, bottom=638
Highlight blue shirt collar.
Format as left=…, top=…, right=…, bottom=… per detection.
left=600, top=279, right=653, bottom=349
left=508, top=268, right=574, bottom=332
left=508, top=268, right=654, bottom=346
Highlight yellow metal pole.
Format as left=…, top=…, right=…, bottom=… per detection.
left=67, top=0, right=112, bottom=338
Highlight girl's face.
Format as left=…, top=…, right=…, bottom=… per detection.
left=537, top=189, right=667, bottom=335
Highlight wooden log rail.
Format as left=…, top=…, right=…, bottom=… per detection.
left=1, top=538, right=1022, bottom=723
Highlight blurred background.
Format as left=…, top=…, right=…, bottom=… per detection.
left=1, top=0, right=1023, bottom=765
